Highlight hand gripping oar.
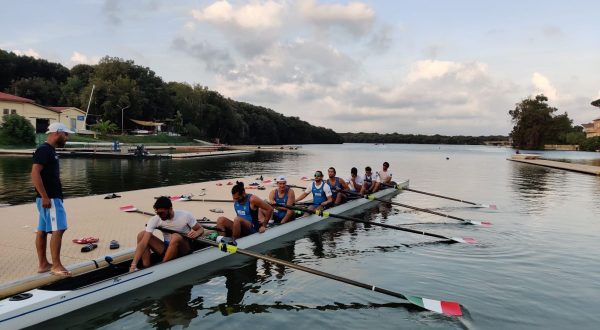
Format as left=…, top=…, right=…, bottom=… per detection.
left=156, top=227, right=463, bottom=316
left=273, top=204, right=475, bottom=244
left=119, top=205, right=220, bottom=229
left=380, top=183, right=497, bottom=210
left=342, top=190, right=491, bottom=226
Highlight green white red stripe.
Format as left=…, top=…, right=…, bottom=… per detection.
left=405, top=295, right=462, bottom=316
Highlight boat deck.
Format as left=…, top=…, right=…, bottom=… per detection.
left=0, top=175, right=310, bottom=293
left=508, top=157, right=600, bottom=175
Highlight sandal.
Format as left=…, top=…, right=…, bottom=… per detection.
left=81, top=243, right=97, bottom=252
left=72, top=237, right=99, bottom=244
left=109, top=240, right=120, bottom=249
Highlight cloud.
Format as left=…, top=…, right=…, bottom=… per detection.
left=297, top=0, right=375, bottom=35
left=11, top=48, right=41, bottom=59
left=103, top=0, right=122, bottom=25
left=532, top=72, right=557, bottom=100
left=70, top=51, right=100, bottom=65
left=191, top=0, right=284, bottom=30
left=172, top=37, right=234, bottom=73
left=542, top=25, right=563, bottom=38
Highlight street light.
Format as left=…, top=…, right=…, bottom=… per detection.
left=121, top=105, right=130, bottom=135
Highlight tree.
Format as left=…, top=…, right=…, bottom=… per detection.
left=0, top=114, right=35, bottom=146
left=509, top=95, right=556, bottom=149
left=90, top=119, right=118, bottom=135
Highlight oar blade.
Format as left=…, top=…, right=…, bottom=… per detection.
left=405, top=295, right=463, bottom=316
left=477, top=203, right=498, bottom=210
left=170, top=195, right=192, bottom=202
left=450, top=237, right=477, bottom=244
left=466, top=220, right=492, bottom=226
left=119, top=204, right=137, bottom=212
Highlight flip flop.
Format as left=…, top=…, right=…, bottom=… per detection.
left=104, top=193, right=121, bottom=199
left=109, top=240, right=120, bottom=249
left=72, top=237, right=99, bottom=244
left=209, top=208, right=224, bottom=213
left=50, top=270, right=72, bottom=277
left=81, top=243, right=97, bottom=252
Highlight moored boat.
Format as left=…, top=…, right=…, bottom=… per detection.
left=0, top=180, right=409, bottom=328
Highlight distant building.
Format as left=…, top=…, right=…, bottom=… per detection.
left=0, top=92, right=85, bottom=133
left=582, top=119, right=600, bottom=138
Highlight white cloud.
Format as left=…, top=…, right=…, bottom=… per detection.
left=11, top=48, right=41, bottom=58
left=70, top=51, right=100, bottom=65
left=298, top=0, right=375, bottom=35
left=192, top=0, right=284, bottom=30
left=532, top=72, right=557, bottom=100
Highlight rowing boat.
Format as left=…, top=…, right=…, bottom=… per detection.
left=0, top=180, right=409, bottom=328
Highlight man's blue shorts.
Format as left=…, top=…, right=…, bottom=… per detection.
left=36, top=198, right=68, bottom=232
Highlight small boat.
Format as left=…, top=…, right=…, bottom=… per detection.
left=0, top=181, right=409, bottom=328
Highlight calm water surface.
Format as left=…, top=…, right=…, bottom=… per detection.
left=1, top=144, right=599, bottom=329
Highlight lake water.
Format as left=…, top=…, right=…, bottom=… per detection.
left=2, top=144, right=600, bottom=329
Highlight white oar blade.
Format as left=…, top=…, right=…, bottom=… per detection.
left=119, top=204, right=137, bottom=212
left=466, top=220, right=492, bottom=226
left=477, top=203, right=498, bottom=210
left=405, top=295, right=463, bottom=316
left=450, top=237, right=477, bottom=244
left=170, top=195, right=192, bottom=201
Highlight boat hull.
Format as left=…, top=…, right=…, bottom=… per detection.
left=0, top=180, right=408, bottom=329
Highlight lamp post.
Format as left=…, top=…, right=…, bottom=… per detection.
left=121, top=105, right=130, bottom=135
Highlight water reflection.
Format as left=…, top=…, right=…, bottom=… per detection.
left=509, top=162, right=551, bottom=214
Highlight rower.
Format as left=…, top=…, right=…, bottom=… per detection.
left=347, top=167, right=363, bottom=193
left=295, top=170, right=333, bottom=211
left=326, top=167, right=350, bottom=205
left=269, top=175, right=296, bottom=224
left=375, top=161, right=393, bottom=188
left=130, top=197, right=204, bottom=271
left=359, top=166, right=378, bottom=195
left=216, top=181, right=273, bottom=239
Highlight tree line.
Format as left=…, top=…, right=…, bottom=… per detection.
left=0, top=49, right=342, bottom=144
left=340, top=132, right=507, bottom=145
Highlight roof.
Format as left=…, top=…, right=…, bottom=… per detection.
left=130, top=119, right=164, bottom=127
left=0, top=92, right=35, bottom=104
left=48, top=106, right=85, bottom=114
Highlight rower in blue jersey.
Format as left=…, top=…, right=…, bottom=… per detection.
left=216, top=182, right=273, bottom=239
left=326, top=167, right=350, bottom=205
left=268, top=175, right=296, bottom=224
left=295, top=170, right=333, bottom=211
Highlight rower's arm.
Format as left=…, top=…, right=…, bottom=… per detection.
left=295, top=191, right=309, bottom=202
left=187, top=223, right=204, bottom=239
left=253, top=196, right=273, bottom=230
left=281, top=189, right=296, bottom=224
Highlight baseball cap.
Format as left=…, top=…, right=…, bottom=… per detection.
left=276, top=175, right=286, bottom=183
left=46, top=122, right=74, bottom=134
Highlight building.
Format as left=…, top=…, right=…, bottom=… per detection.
left=0, top=92, right=86, bottom=133
left=582, top=119, right=600, bottom=138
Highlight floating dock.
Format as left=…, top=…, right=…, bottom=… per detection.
left=508, top=156, right=600, bottom=175
left=0, top=176, right=310, bottom=298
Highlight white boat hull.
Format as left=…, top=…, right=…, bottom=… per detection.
left=0, top=181, right=408, bottom=329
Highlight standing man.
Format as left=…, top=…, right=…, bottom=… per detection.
left=31, top=122, right=73, bottom=276
left=295, top=170, right=333, bottom=211
left=268, top=175, right=296, bottom=224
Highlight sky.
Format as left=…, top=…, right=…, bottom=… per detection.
left=2, top=0, right=600, bottom=135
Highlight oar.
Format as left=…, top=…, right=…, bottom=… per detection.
left=342, top=190, right=491, bottom=226
left=380, top=183, right=497, bottom=210
left=273, top=204, right=475, bottom=244
left=119, top=205, right=219, bottom=228
left=155, top=227, right=463, bottom=316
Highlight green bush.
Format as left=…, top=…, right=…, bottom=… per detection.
left=0, top=114, right=36, bottom=146
left=580, top=136, right=600, bottom=151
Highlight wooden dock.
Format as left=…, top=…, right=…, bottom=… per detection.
left=0, top=148, right=253, bottom=159
left=0, top=176, right=310, bottom=298
left=508, top=157, right=600, bottom=175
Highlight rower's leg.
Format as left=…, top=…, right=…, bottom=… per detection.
left=35, top=231, right=52, bottom=273
left=216, top=216, right=233, bottom=237
left=163, top=233, right=190, bottom=262
left=49, top=230, right=68, bottom=273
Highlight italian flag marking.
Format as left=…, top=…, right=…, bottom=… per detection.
left=406, top=295, right=462, bottom=316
